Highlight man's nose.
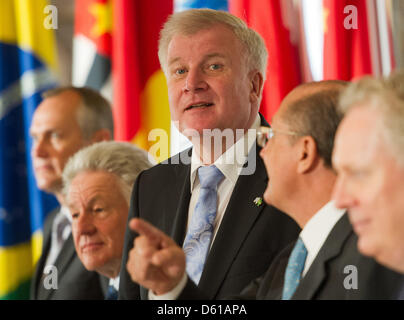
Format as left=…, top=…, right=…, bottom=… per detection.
left=75, top=213, right=97, bottom=237
left=332, top=176, right=354, bottom=209
left=183, top=68, right=208, bottom=93
left=31, top=137, right=49, bottom=158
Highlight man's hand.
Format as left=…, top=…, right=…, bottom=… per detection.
left=126, top=218, right=186, bottom=295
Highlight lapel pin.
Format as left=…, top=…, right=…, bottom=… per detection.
left=253, top=197, right=263, bottom=207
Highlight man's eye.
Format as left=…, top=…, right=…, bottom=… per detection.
left=71, top=212, right=79, bottom=219
left=50, top=132, right=61, bottom=139
left=175, top=68, right=186, bottom=75
left=208, top=64, right=222, bottom=71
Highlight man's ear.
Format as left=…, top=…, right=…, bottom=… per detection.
left=249, top=70, right=264, bottom=104
left=296, top=136, right=318, bottom=174
left=91, top=129, right=112, bottom=143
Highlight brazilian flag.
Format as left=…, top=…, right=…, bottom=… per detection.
left=0, top=0, right=58, bottom=299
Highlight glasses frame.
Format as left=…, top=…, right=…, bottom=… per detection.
left=257, top=126, right=300, bottom=148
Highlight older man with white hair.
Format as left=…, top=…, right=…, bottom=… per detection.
left=333, top=71, right=404, bottom=275
left=62, top=141, right=153, bottom=299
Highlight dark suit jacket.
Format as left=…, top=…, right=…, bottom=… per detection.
left=119, top=141, right=301, bottom=300
left=238, top=213, right=404, bottom=300
left=31, top=208, right=108, bottom=300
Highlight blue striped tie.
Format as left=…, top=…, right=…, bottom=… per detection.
left=282, top=238, right=307, bottom=300
left=183, top=165, right=224, bottom=284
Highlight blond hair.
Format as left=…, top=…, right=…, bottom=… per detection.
left=158, top=9, right=268, bottom=80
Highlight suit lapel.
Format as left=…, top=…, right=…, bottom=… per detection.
left=168, top=149, right=192, bottom=245
left=198, top=144, right=268, bottom=297
left=39, top=234, right=76, bottom=300
left=293, top=213, right=352, bottom=300
left=32, top=208, right=58, bottom=299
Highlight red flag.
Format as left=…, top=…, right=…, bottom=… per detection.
left=323, top=0, right=372, bottom=80
left=112, top=1, right=173, bottom=161
left=230, top=0, right=302, bottom=120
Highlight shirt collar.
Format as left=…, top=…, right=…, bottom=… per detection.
left=109, top=276, right=120, bottom=291
left=60, top=206, right=72, bottom=223
left=300, top=201, right=346, bottom=259
left=190, top=114, right=260, bottom=190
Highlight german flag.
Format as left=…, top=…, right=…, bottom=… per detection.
left=73, top=0, right=173, bottom=162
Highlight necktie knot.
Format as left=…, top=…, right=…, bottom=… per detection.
left=282, top=237, right=308, bottom=300
left=106, top=285, right=118, bottom=300
left=198, top=165, right=224, bottom=189
left=56, top=214, right=70, bottom=246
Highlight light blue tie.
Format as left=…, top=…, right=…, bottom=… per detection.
left=183, top=165, right=224, bottom=284
left=105, top=285, right=118, bottom=300
left=282, top=237, right=308, bottom=300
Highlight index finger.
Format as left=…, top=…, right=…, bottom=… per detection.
left=129, top=218, right=166, bottom=242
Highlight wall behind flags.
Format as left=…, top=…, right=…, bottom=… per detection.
left=0, top=0, right=402, bottom=299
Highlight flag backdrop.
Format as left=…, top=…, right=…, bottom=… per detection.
left=323, top=0, right=373, bottom=80
left=73, top=0, right=173, bottom=162
left=0, top=0, right=58, bottom=299
left=229, top=0, right=302, bottom=121
left=73, top=0, right=112, bottom=106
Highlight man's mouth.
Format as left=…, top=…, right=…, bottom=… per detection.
left=81, top=242, right=104, bottom=252
left=185, top=102, right=214, bottom=111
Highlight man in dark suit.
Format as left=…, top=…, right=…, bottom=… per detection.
left=333, top=71, right=404, bottom=276
left=127, top=80, right=404, bottom=300
left=30, top=86, right=113, bottom=299
left=62, top=142, right=152, bottom=300
left=119, top=9, right=300, bottom=300
left=234, top=79, right=404, bottom=300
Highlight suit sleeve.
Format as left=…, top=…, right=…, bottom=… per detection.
left=118, top=171, right=144, bottom=300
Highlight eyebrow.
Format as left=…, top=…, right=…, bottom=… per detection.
left=67, top=194, right=104, bottom=210
left=168, top=53, right=228, bottom=67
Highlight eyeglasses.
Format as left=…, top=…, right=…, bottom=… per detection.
left=257, top=126, right=300, bottom=148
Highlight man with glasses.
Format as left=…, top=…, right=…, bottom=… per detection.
left=126, top=80, right=404, bottom=300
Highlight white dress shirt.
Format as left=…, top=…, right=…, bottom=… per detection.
left=187, top=115, right=260, bottom=244
left=109, top=276, right=120, bottom=291
left=149, top=114, right=260, bottom=300
left=299, top=201, right=346, bottom=277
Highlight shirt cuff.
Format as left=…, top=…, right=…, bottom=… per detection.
left=148, top=273, right=188, bottom=300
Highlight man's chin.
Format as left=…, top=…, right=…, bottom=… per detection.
left=357, top=236, right=377, bottom=258
left=36, top=178, right=62, bottom=194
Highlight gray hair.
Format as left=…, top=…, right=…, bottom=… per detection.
left=158, top=9, right=268, bottom=81
left=62, top=141, right=153, bottom=204
left=339, top=70, right=404, bottom=164
left=43, top=86, right=114, bottom=140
